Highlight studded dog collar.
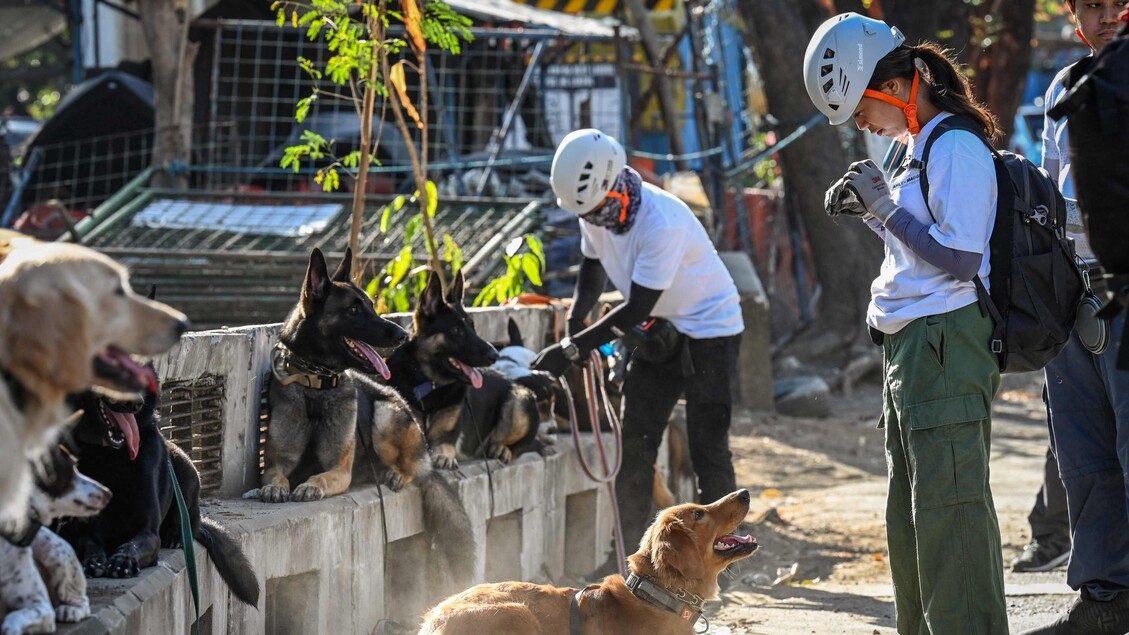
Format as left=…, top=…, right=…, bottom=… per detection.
left=270, top=343, right=339, bottom=390
left=625, top=573, right=706, bottom=625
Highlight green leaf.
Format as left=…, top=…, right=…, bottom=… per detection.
left=473, top=281, right=498, bottom=307
left=341, top=150, right=361, bottom=168
left=393, top=288, right=410, bottom=313
left=521, top=253, right=542, bottom=287
left=388, top=245, right=413, bottom=287
left=524, top=234, right=544, bottom=263
left=365, top=276, right=380, bottom=298
left=391, top=195, right=407, bottom=213
left=405, top=214, right=422, bottom=243
left=379, top=204, right=394, bottom=234
left=425, top=180, right=438, bottom=217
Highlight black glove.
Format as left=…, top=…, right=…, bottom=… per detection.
left=531, top=344, right=573, bottom=378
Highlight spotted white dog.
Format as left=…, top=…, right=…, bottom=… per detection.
left=1, top=449, right=110, bottom=635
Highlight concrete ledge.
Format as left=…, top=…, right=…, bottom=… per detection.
left=60, top=435, right=616, bottom=634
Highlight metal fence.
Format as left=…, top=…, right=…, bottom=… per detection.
left=159, top=375, right=226, bottom=497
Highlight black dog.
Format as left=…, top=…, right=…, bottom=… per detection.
left=61, top=384, right=260, bottom=606
left=385, top=272, right=546, bottom=469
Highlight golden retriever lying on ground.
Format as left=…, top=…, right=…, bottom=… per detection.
left=418, top=489, right=757, bottom=635
left=0, top=230, right=188, bottom=539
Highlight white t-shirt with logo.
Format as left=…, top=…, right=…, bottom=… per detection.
left=868, top=113, right=997, bottom=334
left=579, top=182, right=744, bottom=339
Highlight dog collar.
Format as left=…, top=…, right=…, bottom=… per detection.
left=413, top=380, right=436, bottom=402
left=1, top=368, right=27, bottom=411
left=625, top=572, right=706, bottom=626
left=270, top=343, right=339, bottom=390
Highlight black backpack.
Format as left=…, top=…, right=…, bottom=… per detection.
left=916, top=116, right=1087, bottom=373
left=1048, top=27, right=1129, bottom=275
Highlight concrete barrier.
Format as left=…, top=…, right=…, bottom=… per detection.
left=51, top=293, right=768, bottom=633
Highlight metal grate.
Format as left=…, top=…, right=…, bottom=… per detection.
left=159, top=375, right=226, bottom=497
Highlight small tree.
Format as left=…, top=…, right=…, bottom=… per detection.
left=274, top=0, right=471, bottom=290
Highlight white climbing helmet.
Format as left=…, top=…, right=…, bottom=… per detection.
left=550, top=129, right=626, bottom=215
left=803, top=13, right=905, bottom=125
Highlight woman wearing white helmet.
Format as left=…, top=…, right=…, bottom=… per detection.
left=805, top=13, right=1008, bottom=635
left=532, top=129, right=744, bottom=572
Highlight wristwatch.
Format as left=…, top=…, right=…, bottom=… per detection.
left=559, top=336, right=581, bottom=362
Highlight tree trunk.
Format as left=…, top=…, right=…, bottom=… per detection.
left=738, top=0, right=881, bottom=355
left=966, top=0, right=1036, bottom=148
left=884, top=0, right=1034, bottom=149
left=622, top=0, right=686, bottom=168
left=138, top=0, right=196, bottom=189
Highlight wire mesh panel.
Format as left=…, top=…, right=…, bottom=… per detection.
left=196, top=20, right=626, bottom=197
left=159, top=375, right=225, bottom=497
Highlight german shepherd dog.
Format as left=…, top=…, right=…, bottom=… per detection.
left=385, top=272, right=546, bottom=469
left=61, top=383, right=260, bottom=606
left=255, top=249, right=475, bottom=589
left=257, top=247, right=417, bottom=501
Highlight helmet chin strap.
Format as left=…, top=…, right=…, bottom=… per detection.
left=863, top=67, right=923, bottom=135
left=1075, top=27, right=1095, bottom=50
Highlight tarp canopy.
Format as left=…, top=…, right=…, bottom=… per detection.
left=23, top=70, right=154, bottom=150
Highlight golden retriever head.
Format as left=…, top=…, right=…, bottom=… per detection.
left=627, top=489, right=757, bottom=601
left=0, top=241, right=189, bottom=402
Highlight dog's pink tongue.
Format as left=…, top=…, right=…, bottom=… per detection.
left=106, top=348, right=159, bottom=392
left=454, top=360, right=483, bottom=389
left=107, top=410, right=140, bottom=461
left=721, top=534, right=756, bottom=546
left=348, top=338, right=391, bottom=380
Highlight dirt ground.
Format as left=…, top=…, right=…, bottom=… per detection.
left=706, top=372, right=1077, bottom=634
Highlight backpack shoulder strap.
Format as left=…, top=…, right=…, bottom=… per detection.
left=915, top=115, right=1006, bottom=343
left=917, top=115, right=997, bottom=222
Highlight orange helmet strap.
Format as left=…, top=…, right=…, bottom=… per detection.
left=862, top=68, right=922, bottom=135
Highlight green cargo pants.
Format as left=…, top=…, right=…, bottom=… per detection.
left=880, top=302, right=1007, bottom=635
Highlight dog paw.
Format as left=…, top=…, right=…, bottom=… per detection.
left=433, top=455, right=459, bottom=471
left=538, top=444, right=558, bottom=457
left=485, top=443, right=512, bottom=464
left=107, top=554, right=141, bottom=578
left=381, top=471, right=405, bottom=492
left=289, top=483, right=325, bottom=502
left=259, top=484, right=291, bottom=503
left=56, top=601, right=90, bottom=623
left=83, top=555, right=108, bottom=577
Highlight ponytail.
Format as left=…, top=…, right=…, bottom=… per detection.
left=869, top=42, right=1000, bottom=143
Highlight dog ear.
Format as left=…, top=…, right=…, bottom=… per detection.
left=650, top=518, right=705, bottom=585
left=302, top=248, right=330, bottom=308
left=332, top=247, right=353, bottom=283
left=507, top=317, right=523, bottom=348
left=418, top=269, right=444, bottom=315
left=445, top=270, right=465, bottom=305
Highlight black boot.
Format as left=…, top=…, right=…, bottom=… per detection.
left=1020, top=591, right=1129, bottom=634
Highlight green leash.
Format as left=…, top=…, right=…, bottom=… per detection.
left=168, top=459, right=202, bottom=635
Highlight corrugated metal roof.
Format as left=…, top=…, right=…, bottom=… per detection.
left=445, top=0, right=635, bottom=38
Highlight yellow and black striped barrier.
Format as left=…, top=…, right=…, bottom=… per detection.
left=518, top=0, right=677, bottom=14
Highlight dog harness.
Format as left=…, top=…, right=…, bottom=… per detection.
left=270, top=343, right=339, bottom=390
